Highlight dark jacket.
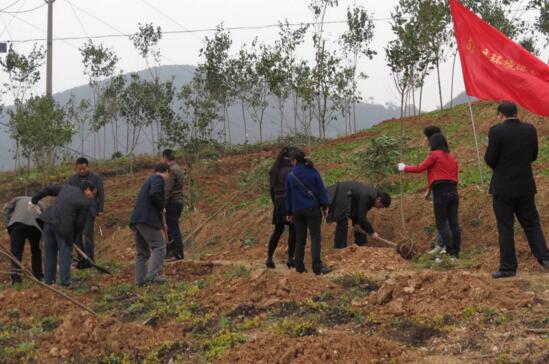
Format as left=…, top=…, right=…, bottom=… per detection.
left=31, top=185, right=90, bottom=241
left=165, top=162, right=184, bottom=205
left=285, top=164, right=329, bottom=215
left=327, top=181, right=377, bottom=234
left=67, top=171, right=104, bottom=216
left=130, top=175, right=166, bottom=229
left=270, top=157, right=293, bottom=224
left=484, top=118, right=538, bottom=197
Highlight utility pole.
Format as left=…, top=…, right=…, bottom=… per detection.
left=46, top=0, right=54, bottom=96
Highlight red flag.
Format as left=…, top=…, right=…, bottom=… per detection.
left=450, top=0, right=549, bottom=116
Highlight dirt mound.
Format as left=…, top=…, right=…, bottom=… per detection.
left=0, top=289, right=78, bottom=319
left=197, top=268, right=339, bottom=311
left=36, top=311, right=175, bottom=363
left=324, top=245, right=408, bottom=273
left=218, top=333, right=417, bottom=364
left=165, top=260, right=218, bottom=280
left=371, top=271, right=542, bottom=317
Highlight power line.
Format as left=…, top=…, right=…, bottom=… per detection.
left=0, top=0, right=22, bottom=12
left=0, top=1, right=45, bottom=14
left=6, top=19, right=375, bottom=44
left=0, top=0, right=26, bottom=37
left=139, top=0, right=203, bottom=42
left=66, top=0, right=89, bottom=39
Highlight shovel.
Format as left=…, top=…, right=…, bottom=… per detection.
left=74, top=244, right=112, bottom=275
left=354, top=227, right=416, bottom=260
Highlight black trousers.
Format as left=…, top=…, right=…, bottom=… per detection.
left=493, top=194, right=549, bottom=272
left=267, top=223, right=296, bottom=260
left=334, top=218, right=367, bottom=249
left=166, top=202, right=184, bottom=259
left=293, top=206, right=323, bottom=273
left=432, top=184, right=461, bottom=257
left=9, top=223, right=43, bottom=282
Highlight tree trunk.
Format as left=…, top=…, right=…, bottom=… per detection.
left=150, top=124, right=155, bottom=154
left=450, top=50, right=458, bottom=108
left=241, top=100, right=248, bottom=153
left=436, top=58, right=444, bottom=110
left=293, top=92, right=298, bottom=136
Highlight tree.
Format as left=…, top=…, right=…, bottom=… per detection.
left=0, top=44, right=45, bottom=103
left=0, top=44, right=45, bottom=170
left=353, top=134, right=400, bottom=188
left=11, top=96, right=74, bottom=183
left=199, top=24, right=233, bottom=145
left=340, top=5, right=376, bottom=132
left=228, top=45, right=253, bottom=150
left=130, top=22, right=165, bottom=151
left=247, top=40, right=270, bottom=143
left=65, top=96, right=92, bottom=155
left=80, top=39, right=119, bottom=158
left=309, top=0, right=340, bottom=140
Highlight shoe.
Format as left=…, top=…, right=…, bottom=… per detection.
left=166, top=256, right=184, bottom=263
left=491, top=270, right=516, bottom=279
left=75, top=260, right=92, bottom=270
left=146, top=276, right=167, bottom=285
left=449, top=255, right=458, bottom=261
left=435, top=257, right=442, bottom=264
left=265, top=257, right=275, bottom=269
left=314, top=266, right=333, bottom=275
left=439, top=247, right=447, bottom=255
left=428, top=246, right=443, bottom=255
left=295, top=266, right=307, bottom=274
left=540, top=260, right=549, bottom=271
left=286, top=258, right=295, bottom=269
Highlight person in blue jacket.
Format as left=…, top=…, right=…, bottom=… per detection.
left=285, top=148, right=331, bottom=275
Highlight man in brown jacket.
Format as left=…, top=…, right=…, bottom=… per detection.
left=162, top=149, right=185, bottom=260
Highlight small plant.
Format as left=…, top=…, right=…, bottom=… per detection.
left=223, top=265, right=252, bottom=279
left=273, top=319, right=318, bottom=338
left=40, top=317, right=62, bottom=332
left=353, top=134, right=400, bottom=187
left=462, top=306, right=478, bottom=320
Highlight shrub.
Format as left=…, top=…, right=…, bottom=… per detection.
left=353, top=134, right=400, bottom=187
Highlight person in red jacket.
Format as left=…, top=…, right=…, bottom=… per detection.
left=398, top=133, right=461, bottom=259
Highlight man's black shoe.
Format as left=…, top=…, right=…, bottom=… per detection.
left=314, top=266, right=333, bottom=275
left=295, top=267, right=307, bottom=273
left=491, top=270, right=516, bottom=279
left=286, top=258, right=295, bottom=269
left=265, top=257, right=275, bottom=269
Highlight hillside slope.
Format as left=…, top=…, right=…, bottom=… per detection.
left=0, top=101, right=547, bottom=363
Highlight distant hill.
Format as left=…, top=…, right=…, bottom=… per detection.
left=0, top=64, right=405, bottom=170
left=444, top=91, right=478, bottom=109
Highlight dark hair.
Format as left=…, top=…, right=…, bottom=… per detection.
left=76, top=157, right=89, bottom=165
left=497, top=101, right=518, bottom=117
left=289, top=148, right=314, bottom=168
left=429, top=133, right=450, bottom=153
left=162, top=149, right=175, bottom=161
left=81, top=181, right=97, bottom=191
left=423, top=126, right=441, bottom=139
left=377, top=191, right=391, bottom=208
left=269, top=146, right=294, bottom=187
left=154, top=162, right=169, bottom=173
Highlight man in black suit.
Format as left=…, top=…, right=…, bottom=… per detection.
left=326, top=181, right=391, bottom=249
left=484, top=101, right=549, bottom=278
left=31, top=182, right=97, bottom=287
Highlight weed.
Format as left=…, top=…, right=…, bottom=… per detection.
left=40, top=316, right=61, bottom=332
left=273, top=319, right=318, bottom=338
left=197, top=331, right=247, bottom=361
left=463, top=306, right=479, bottom=320
left=223, top=265, right=251, bottom=279
left=0, top=341, right=36, bottom=364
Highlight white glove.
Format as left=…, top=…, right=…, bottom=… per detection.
left=397, top=163, right=406, bottom=172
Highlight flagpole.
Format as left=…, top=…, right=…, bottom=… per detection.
left=466, top=96, right=484, bottom=184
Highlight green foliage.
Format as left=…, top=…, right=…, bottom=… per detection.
left=223, top=265, right=252, bottom=279
left=353, top=134, right=400, bottom=187
left=0, top=44, right=45, bottom=102
left=0, top=341, right=35, bottom=364
left=10, top=96, right=75, bottom=177
left=238, top=158, right=272, bottom=194
left=273, top=319, right=318, bottom=338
